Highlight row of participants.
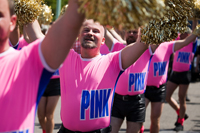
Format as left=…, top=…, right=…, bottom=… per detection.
left=1, top=0, right=200, bottom=133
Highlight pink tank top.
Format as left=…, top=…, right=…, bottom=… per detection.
left=101, top=41, right=152, bottom=95
left=115, top=49, right=152, bottom=95
left=147, top=41, right=175, bottom=88
left=172, top=40, right=197, bottom=72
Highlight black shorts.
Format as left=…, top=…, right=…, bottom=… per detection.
left=145, top=84, right=166, bottom=102
left=169, top=71, right=191, bottom=85
left=111, top=93, right=145, bottom=123
left=43, top=78, right=61, bottom=97
left=58, top=124, right=111, bottom=133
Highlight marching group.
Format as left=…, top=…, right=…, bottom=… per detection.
left=1, top=0, right=200, bottom=133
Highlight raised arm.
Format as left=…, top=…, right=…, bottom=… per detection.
left=41, top=0, right=84, bottom=69
left=192, top=19, right=198, bottom=31
left=174, top=34, right=197, bottom=52
left=109, top=28, right=126, bottom=44
left=104, top=28, right=115, bottom=50
left=121, top=28, right=148, bottom=69
left=23, top=20, right=45, bottom=43
left=104, top=28, right=126, bottom=50
left=24, top=0, right=84, bottom=69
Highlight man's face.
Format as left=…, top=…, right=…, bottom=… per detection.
left=0, top=0, right=11, bottom=43
left=125, top=29, right=138, bottom=45
left=79, top=20, right=105, bottom=49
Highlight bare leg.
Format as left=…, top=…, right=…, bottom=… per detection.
left=150, top=102, right=164, bottom=133
left=126, top=121, right=142, bottom=133
left=165, top=81, right=179, bottom=111
left=178, top=84, right=189, bottom=119
left=110, top=117, right=124, bottom=133
left=145, top=98, right=150, bottom=108
left=37, top=97, right=47, bottom=131
left=45, top=96, right=60, bottom=133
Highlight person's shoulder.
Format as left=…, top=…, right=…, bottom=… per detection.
left=161, top=40, right=176, bottom=46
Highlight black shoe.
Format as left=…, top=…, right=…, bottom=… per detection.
left=174, top=114, right=189, bottom=126
left=186, top=97, right=190, bottom=102
left=174, top=123, right=183, bottom=131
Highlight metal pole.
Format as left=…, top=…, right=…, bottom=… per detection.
left=56, top=0, right=61, bottom=19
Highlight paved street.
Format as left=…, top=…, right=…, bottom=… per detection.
left=34, top=81, right=200, bottom=133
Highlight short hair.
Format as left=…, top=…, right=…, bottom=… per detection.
left=7, top=0, right=15, bottom=16
left=82, top=19, right=105, bottom=37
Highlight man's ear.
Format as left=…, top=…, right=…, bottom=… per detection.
left=101, top=37, right=105, bottom=45
left=10, top=15, right=17, bottom=32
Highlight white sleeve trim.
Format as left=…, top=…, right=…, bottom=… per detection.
left=172, top=41, right=176, bottom=53
left=9, top=39, right=19, bottom=47
left=38, top=39, right=57, bottom=72
left=119, top=50, right=124, bottom=71
left=110, top=38, right=118, bottom=52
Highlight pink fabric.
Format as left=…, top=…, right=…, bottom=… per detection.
left=0, top=40, right=53, bottom=132
left=176, top=109, right=180, bottom=115
left=51, top=69, right=60, bottom=79
left=140, top=125, right=144, bottom=133
left=115, top=49, right=151, bottom=95
left=73, top=39, right=81, bottom=54
left=101, top=41, right=151, bottom=95
left=175, top=33, right=181, bottom=41
left=172, top=42, right=194, bottom=72
left=100, top=40, right=125, bottom=55
left=147, top=41, right=175, bottom=88
left=59, top=49, right=123, bottom=132
left=178, top=118, right=185, bottom=125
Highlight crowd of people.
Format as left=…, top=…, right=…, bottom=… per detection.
left=1, top=0, right=200, bottom=133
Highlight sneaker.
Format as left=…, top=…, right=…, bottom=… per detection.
left=174, top=114, right=189, bottom=126
left=174, top=123, right=183, bottom=131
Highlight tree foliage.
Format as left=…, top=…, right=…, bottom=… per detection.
left=44, top=0, right=69, bottom=21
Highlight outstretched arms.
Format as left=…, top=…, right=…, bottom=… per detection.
left=174, top=34, right=197, bottom=52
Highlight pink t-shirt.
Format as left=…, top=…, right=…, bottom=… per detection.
left=101, top=41, right=152, bottom=95
left=59, top=49, right=123, bottom=132
left=0, top=40, right=55, bottom=133
left=147, top=41, right=175, bottom=88
left=172, top=40, right=197, bottom=72
left=100, top=40, right=125, bottom=55
left=9, top=37, right=29, bottom=50
left=10, top=37, right=60, bottom=79
left=116, top=49, right=151, bottom=95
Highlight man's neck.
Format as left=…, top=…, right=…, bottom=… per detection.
left=81, top=48, right=100, bottom=59
left=0, top=39, right=10, bottom=53
left=150, top=45, right=158, bottom=53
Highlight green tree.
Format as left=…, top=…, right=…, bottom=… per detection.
left=44, top=0, right=69, bottom=21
